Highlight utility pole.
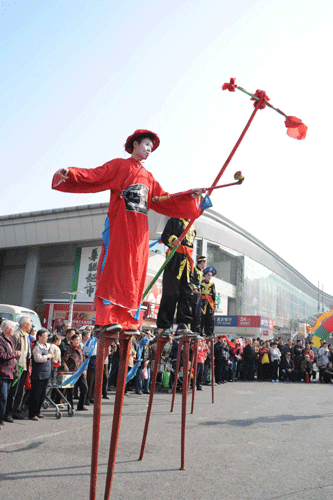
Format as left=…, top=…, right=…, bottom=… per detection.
left=62, top=291, right=82, bottom=324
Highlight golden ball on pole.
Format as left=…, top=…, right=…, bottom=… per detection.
left=234, top=170, right=244, bottom=181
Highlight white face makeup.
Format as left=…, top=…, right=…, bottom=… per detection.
left=132, top=138, right=154, bottom=161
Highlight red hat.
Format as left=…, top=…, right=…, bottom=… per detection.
left=124, top=129, right=160, bottom=154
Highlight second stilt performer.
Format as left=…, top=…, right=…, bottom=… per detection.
left=156, top=217, right=197, bottom=333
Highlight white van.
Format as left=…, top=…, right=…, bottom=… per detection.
left=0, top=304, right=42, bottom=331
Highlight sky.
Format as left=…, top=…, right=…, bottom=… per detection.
left=1, top=0, right=333, bottom=294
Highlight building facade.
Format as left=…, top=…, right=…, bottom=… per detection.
left=0, top=203, right=331, bottom=333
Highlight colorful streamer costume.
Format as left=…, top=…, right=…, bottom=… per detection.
left=156, top=218, right=196, bottom=330
left=52, top=137, right=200, bottom=330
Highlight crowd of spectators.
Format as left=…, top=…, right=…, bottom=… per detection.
left=213, top=336, right=333, bottom=384
left=1, top=317, right=333, bottom=431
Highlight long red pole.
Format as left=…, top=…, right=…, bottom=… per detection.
left=142, top=97, right=264, bottom=304
left=168, top=96, right=265, bottom=251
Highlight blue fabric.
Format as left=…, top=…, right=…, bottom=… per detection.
left=61, top=337, right=97, bottom=388
left=126, top=336, right=149, bottom=383
left=149, top=237, right=161, bottom=248
left=101, top=216, right=114, bottom=305
left=201, top=195, right=213, bottom=210
left=133, top=304, right=141, bottom=321
left=102, top=216, right=110, bottom=272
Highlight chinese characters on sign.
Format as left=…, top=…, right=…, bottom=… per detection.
left=85, top=248, right=99, bottom=298
left=77, top=247, right=102, bottom=302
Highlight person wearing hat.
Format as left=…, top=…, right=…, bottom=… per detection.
left=52, top=130, right=202, bottom=333
left=191, top=255, right=207, bottom=332
left=193, top=256, right=207, bottom=289
left=200, top=267, right=217, bottom=339
left=156, top=217, right=197, bottom=334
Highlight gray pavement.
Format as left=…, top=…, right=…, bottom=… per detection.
left=1, top=381, right=333, bottom=500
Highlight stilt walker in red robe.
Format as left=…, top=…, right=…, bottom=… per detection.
left=51, top=129, right=202, bottom=499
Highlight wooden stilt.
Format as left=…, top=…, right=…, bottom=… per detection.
left=104, top=332, right=132, bottom=500
left=170, top=338, right=183, bottom=412
left=210, top=338, right=215, bottom=403
left=180, top=337, right=190, bottom=470
left=191, top=339, right=198, bottom=414
left=139, top=336, right=168, bottom=460
left=90, top=332, right=117, bottom=500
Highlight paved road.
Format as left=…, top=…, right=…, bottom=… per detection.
left=1, top=381, right=333, bottom=500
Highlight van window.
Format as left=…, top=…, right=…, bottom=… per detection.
left=0, top=312, right=15, bottom=321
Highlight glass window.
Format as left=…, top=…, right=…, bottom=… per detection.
left=242, top=256, right=319, bottom=328
left=207, top=242, right=241, bottom=286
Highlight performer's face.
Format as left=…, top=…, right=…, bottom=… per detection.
left=204, top=272, right=212, bottom=282
left=198, top=260, right=206, bottom=269
left=132, top=138, right=154, bottom=161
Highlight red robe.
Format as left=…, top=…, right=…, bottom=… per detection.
left=52, top=158, right=200, bottom=329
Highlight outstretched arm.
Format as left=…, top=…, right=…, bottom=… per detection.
left=52, top=159, right=120, bottom=194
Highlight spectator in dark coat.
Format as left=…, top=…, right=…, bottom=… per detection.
left=299, top=355, right=316, bottom=382
left=277, top=337, right=287, bottom=359
left=293, top=340, right=303, bottom=371
left=214, top=337, right=224, bottom=384
left=60, top=328, right=76, bottom=358
left=323, top=362, right=333, bottom=383
left=279, top=352, right=296, bottom=381
left=284, top=339, right=294, bottom=360
left=61, top=333, right=88, bottom=411
left=242, top=338, right=255, bottom=381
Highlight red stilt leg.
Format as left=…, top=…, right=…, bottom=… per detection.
left=104, top=332, right=132, bottom=500
left=210, top=339, right=215, bottom=403
left=139, top=337, right=168, bottom=461
left=191, top=340, right=198, bottom=414
left=90, top=333, right=116, bottom=500
left=180, top=337, right=190, bottom=470
left=170, top=338, right=183, bottom=412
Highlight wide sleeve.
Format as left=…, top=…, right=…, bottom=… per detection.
left=149, top=179, right=201, bottom=219
left=52, top=159, right=120, bottom=194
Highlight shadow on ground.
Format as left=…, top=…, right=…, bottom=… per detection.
left=201, top=413, right=333, bottom=427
